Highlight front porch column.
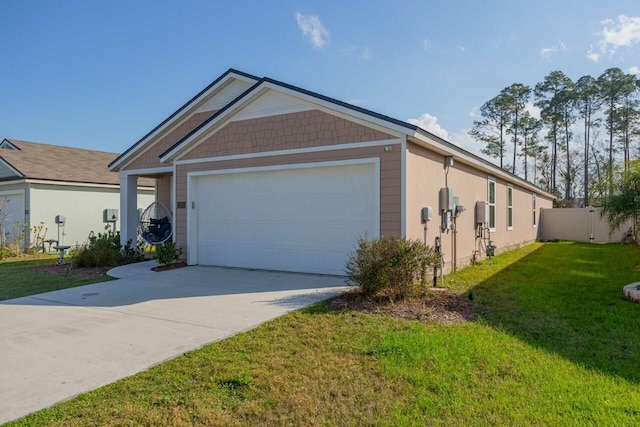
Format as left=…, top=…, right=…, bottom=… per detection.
left=120, top=174, right=138, bottom=246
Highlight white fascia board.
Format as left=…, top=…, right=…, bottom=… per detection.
left=23, top=179, right=120, bottom=189
left=0, top=179, right=28, bottom=187
left=174, top=138, right=402, bottom=166
left=109, top=72, right=259, bottom=172
left=186, top=157, right=380, bottom=178
left=119, top=166, right=173, bottom=176
left=2, top=178, right=154, bottom=191
left=409, top=132, right=556, bottom=199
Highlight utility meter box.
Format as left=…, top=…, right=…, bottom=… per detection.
left=103, top=209, right=118, bottom=223
left=439, top=187, right=455, bottom=211
left=475, top=201, right=489, bottom=225
left=421, top=206, right=433, bottom=223
left=55, top=215, right=66, bottom=224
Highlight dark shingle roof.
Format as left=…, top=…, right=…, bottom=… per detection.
left=0, top=139, right=154, bottom=187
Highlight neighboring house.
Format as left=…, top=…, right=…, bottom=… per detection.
left=0, top=139, right=155, bottom=249
left=110, top=69, right=555, bottom=275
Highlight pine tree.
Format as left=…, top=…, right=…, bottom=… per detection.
left=469, top=93, right=511, bottom=169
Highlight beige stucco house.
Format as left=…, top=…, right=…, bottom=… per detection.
left=0, top=139, right=155, bottom=249
left=110, top=69, right=554, bottom=275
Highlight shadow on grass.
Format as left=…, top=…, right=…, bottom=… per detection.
left=468, top=242, right=640, bottom=384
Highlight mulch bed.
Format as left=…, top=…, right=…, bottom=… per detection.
left=31, top=260, right=189, bottom=276
left=151, top=261, right=188, bottom=272
left=328, top=287, right=476, bottom=324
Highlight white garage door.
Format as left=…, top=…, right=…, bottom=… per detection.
left=0, top=191, right=25, bottom=246
left=191, top=161, right=378, bottom=275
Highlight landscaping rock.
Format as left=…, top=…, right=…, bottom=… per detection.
left=623, top=282, right=640, bottom=303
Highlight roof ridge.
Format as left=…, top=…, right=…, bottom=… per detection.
left=5, top=138, right=119, bottom=155
left=261, top=77, right=418, bottom=132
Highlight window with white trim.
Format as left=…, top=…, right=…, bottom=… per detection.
left=488, top=177, right=496, bottom=231
left=507, top=185, right=513, bottom=230
left=532, top=193, right=537, bottom=227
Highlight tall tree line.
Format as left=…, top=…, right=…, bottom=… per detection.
left=469, top=67, right=640, bottom=206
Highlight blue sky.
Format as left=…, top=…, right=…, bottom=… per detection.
left=1, top=1, right=638, bottom=158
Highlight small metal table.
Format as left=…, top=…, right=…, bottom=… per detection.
left=52, top=245, right=71, bottom=265
left=44, top=239, right=58, bottom=252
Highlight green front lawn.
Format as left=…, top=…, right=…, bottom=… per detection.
left=0, top=256, right=113, bottom=301
left=7, top=242, right=640, bottom=426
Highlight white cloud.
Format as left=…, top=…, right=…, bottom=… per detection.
left=524, top=102, right=541, bottom=120
left=449, top=129, right=485, bottom=157
left=457, top=43, right=465, bottom=52
left=423, top=38, right=432, bottom=51
left=340, top=45, right=372, bottom=60
left=407, top=113, right=450, bottom=140
left=601, top=15, right=640, bottom=47
left=469, top=106, right=480, bottom=119
left=589, top=15, right=640, bottom=60
left=586, top=45, right=600, bottom=62
left=407, top=113, right=489, bottom=159
left=540, top=40, right=567, bottom=60
left=295, top=13, right=329, bottom=49
left=540, top=47, right=556, bottom=60
left=628, top=66, right=640, bottom=75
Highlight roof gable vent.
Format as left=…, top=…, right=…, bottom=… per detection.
left=0, top=139, right=20, bottom=150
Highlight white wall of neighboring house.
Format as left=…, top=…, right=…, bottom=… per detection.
left=28, top=184, right=155, bottom=247
left=1, top=183, right=155, bottom=250
left=0, top=189, right=26, bottom=247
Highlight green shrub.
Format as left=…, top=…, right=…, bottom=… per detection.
left=120, top=238, right=146, bottom=264
left=71, top=230, right=144, bottom=268
left=154, top=241, right=182, bottom=265
left=345, top=236, right=441, bottom=300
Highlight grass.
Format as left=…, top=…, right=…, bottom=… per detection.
left=6, top=242, right=640, bottom=426
left=0, top=255, right=113, bottom=301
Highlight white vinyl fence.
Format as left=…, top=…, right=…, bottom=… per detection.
left=539, top=207, right=633, bottom=243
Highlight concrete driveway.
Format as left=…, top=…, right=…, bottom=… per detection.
left=0, top=262, right=348, bottom=423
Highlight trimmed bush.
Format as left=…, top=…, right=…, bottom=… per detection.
left=71, top=230, right=144, bottom=268
left=154, top=241, right=182, bottom=266
left=345, top=236, right=441, bottom=300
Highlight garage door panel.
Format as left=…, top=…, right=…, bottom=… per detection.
left=198, top=243, right=347, bottom=274
left=204, top=222, right=365, bottom=251
left=194, top=162, right=377, bottom=275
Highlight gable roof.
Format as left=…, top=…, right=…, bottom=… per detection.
left=114, top=68, right=555, bottom=198
left=108, top=68, right=260, bottom=171
left=0, top=139, right=154, bottom=187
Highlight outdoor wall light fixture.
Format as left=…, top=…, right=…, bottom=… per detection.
left=384, top=145, right=393, bottom=152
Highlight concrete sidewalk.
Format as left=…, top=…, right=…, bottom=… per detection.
left=0, top=263, right=348, bottom=423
